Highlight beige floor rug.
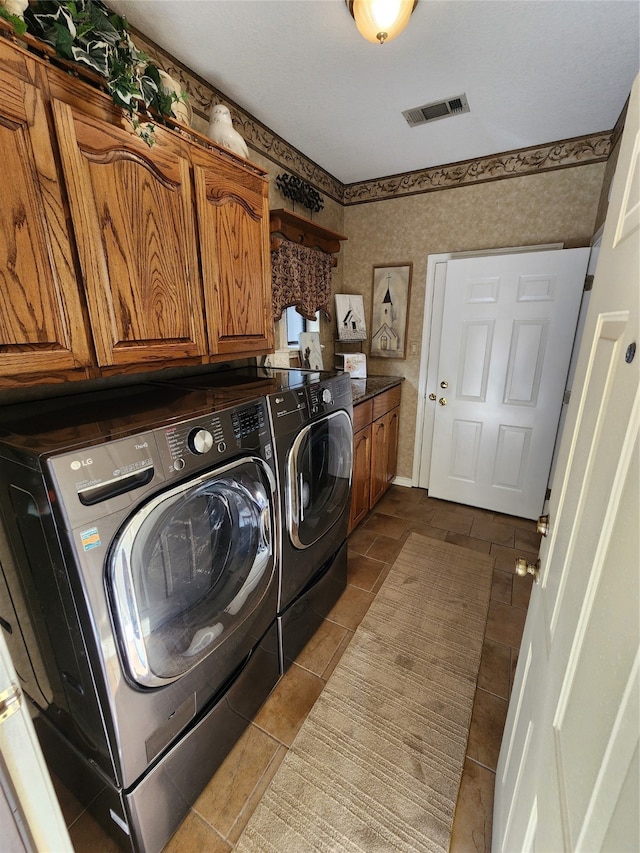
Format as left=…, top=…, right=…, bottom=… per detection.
left=236, top=534, right=495, bottom=853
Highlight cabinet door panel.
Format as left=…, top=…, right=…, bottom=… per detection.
left=386, top=407, right=400, bottom=486
left=193, top=156, right=273, bottom=356
left=370, top=416, right=388, bottom=509
left=349, top=425, right=371, bottom=532
left=0, top=69, right=91, bottom=379
left=52, top=99, right=206, bottom=367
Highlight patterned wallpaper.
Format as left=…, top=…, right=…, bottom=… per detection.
left=136, top=30, right=612, bottom=484
left=342, top=164, right=605, bottom=481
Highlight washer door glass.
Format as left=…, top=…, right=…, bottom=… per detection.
left=287, top=410, right=353, bottom=549
left=109, top=457, right=275, bottom=688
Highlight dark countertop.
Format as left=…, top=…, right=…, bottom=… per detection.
left=350, top=375, right=404, bottom=405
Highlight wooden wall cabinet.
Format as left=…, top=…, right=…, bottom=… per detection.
left=52, top=97, right=208, bottom=369
left=0, top=57, right=93, bottom=385
left=349, top=385, right=402, bottom=532
left=194, top=153, right=273, bottom=357
left=0, top=38, right=273, bottom=388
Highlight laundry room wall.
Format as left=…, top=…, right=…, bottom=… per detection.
left=341, top=163, right=606, bottom=481
left=133, top=29, right=610, bottom=484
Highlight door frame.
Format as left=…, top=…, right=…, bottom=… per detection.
left=413, top=243, right=566, bottom=489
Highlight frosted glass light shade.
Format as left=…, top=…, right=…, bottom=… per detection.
left=351, top=0, right=415, bottom=44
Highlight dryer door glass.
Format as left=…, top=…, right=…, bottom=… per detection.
left=108, top=458, right=275, bottom=687
left=287, top=409, right=353, bottom=549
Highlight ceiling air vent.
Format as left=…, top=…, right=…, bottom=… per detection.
left=403, top=93, right=470, bottom=128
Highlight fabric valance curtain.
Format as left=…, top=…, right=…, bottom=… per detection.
left=271, top=240, right=333, bottom=322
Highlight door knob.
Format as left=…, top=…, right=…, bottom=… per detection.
left=438, top=397, right=447, bottom=406
left=515, top=557, right=540, bottom=582
left=429, top=393, right=436, bottom=401
left=537, top=515, right=550, bottom=536
left=440, top=380, right=449, bottom=389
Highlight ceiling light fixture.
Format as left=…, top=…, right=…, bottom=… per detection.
left=346, top=0, right=417, bottom=45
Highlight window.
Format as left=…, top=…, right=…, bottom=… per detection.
left=285, top=307, right=319, bottom=347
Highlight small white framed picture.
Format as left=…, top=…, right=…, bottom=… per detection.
left=299, top=332, right=323, bottom=370
left=335, top=294, right=367, bottom=341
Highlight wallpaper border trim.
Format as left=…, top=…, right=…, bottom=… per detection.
left=343, top=133, right=611, bottom=204
left=132, top=29, right=345, bottom=204
left=136, top=29, right=612, bottom=207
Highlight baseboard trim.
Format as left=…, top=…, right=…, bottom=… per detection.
left=391, top=476, right=413, bottom=488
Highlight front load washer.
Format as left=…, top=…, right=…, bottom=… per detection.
left=173, top=368, right=353, bottom=668
left=0, top=383, right=280, bottom=852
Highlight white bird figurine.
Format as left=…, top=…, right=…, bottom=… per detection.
left=206, top=104, right=249, bottom=159
left=0, top=0, right=28, bottom=17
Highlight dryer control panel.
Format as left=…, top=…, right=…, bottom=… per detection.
left=269, top=388, right=309, bottom=434
left=269, top=377, right=353, bottom=437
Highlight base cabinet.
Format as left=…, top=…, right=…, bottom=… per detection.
left=349, top=385, right=401, bottom=533
left=350, top=424, right=372, bottom=531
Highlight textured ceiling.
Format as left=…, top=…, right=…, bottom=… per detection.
left=107, top=0, right=640, bottom=184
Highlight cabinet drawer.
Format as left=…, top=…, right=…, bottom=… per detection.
left=372, top=385, right=402, bottom=420
left=352, top=400, right=373, bottom=433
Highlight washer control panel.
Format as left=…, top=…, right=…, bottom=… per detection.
left=187, top=428, right=214, bottom=455
left=161, top=400, right=267, bottom=474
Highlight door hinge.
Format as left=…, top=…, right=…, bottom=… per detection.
left=545, top=487, right=552, bottom=501
left=0, top=683, right=22, bottom=723
left=563, top=390, right=571, bottom=405
left=584, top=274, right=594, bottom=292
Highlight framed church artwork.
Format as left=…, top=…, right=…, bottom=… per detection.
left=369, top=263, right=412, bottom=359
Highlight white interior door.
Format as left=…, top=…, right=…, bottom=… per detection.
left=493, top=73, right=639, bottom=852
left=0, top=629, right=72, bottom=851
left=429, top=248, right=588, bottom=518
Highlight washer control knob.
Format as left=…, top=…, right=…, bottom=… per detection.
left=188, top=428, right=214, bottom=455
left=322, top=388, right=333, bottom=405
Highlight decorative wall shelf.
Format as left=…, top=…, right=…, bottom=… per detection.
left=270, top=208, right=347, bottom=256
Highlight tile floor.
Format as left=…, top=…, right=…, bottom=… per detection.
left=54, top=485, right=539, bottom=852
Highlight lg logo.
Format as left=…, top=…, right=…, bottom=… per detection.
left=70, top=458, right=93, bottom=470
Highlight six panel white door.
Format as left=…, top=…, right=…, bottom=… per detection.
left=493, top=73, right=639, bottom=852
left=429, top=248, right=589, bottom=518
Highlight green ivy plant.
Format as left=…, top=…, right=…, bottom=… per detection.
left=0, top=7, right=28, bottom=37
left=17, top=0, right=183, bottom=144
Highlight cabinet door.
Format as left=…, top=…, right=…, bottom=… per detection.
left=0, top=67, right=91, bottom=381
left=369, top=415, right=388, bottom=509
left=349, top=425, right=371, bottom=533
left=192, top=153, right=274, bottom=357
left=52, top=99, right=207, bottom=368
left=386, top=406, right=400, bottom=486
